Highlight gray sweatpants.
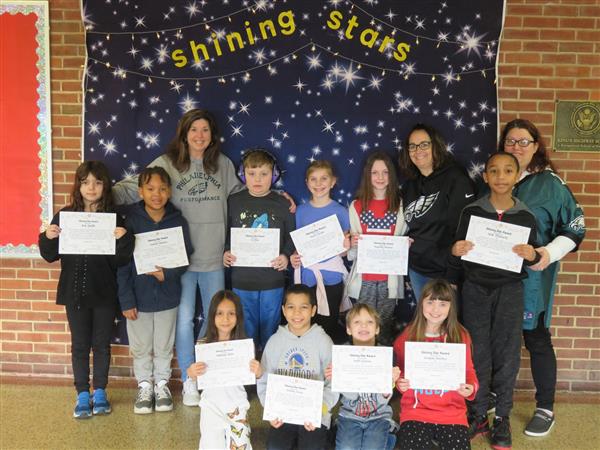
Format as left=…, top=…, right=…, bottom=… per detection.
left=126, top=307, right=178, bottom=384
left=358, top=280, right=397, bottom=346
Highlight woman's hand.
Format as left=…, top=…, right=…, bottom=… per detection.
left=530, top=247, right=550, bottom=271
left=271, top=254, right=288, bottom=271
left=114, top=227, right=127, bottom=239
left=451, top=240, right=474, bottom=257
left=223, top=251, right=236, bottom=268
left=45, top=224, right=61, bottom=240
left=290, top=252, right=302, bottom=269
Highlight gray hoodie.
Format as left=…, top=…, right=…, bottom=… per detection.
left=257, top=324, right=339, bottom=428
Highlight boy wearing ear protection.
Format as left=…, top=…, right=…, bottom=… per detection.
left=223, top=148, right=296, bottom=350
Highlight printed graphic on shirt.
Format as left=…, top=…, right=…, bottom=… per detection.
left=360, top=209, right=397, bottom=232
left=569, top=215, right=585, bottom=232
left=238, top=210, right=275, bottom=229
left=276, top=346, right=315, bottom=379
left=175, top=170, right=222, bottom=203
left=348, top=393, right=390, bottom=418
left=404, top=192, right=440, bottom=223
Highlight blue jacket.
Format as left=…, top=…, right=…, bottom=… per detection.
left=118, top=201, right=192, bottom=313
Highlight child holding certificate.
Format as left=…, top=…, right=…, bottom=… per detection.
left=290, top=160, right=350, bottom=342
left=38, top=161, right=134, bottom=419
left=117, top=167, right=192, bottom=414
left=257, top=284, right=338, bottom=450
left=326, top=304, right=400, bottom=450
left=393, top=279, right=478, bottom=450
left=448, top=152, right=540, bottom=449
left=346, top=151, right=408, bottom=345
left=187, top=290, right=262, bottom=450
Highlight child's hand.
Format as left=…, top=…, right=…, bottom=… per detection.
left=147, top=267, right=165, bottom=282
left=324, top=363, right=333, bottom=381
left=290, top=252, right=302, bottom=269
left=45, top=224, right=61, bottom=240
left=187, top=362, right=207, bottom=378
left=530, top=247, right=550, bottom=271
left=457, top=383, right=474, bottom=398
left=250, top=359, right=263, bottom=378
left=343, top=233, right=351, bottom=251
left=223, top=251, right=236, bottom=267
left=114, top=227, right=127, bottom=239
left=304, top=421, right=316, bottom=432
left=271, top=254, right=288, bottom=271
left=269, top=419, right=284, bottom=429
left=351, top=233, right=361, bottom=248
left=513, top=244, right=536, bottom=261
left=408, top=237, right=414, bottom=247
left=122, top=308, right=138, bottom=321
left=392, top=366, right=400, bottom=384
left=452, top=240, right=474, bottom=256
left=397, top=377, right=410, bottom=393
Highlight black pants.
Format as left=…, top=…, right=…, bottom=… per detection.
left=65, top=303, right=116, bottom=393
left=267, top=423, right=328, bottom=450
left=397, top=421, right=470, bottom=450
left=523, top=312, right=556, bottom=411
left=462, top=279, right=523, bottom=417
left=311, top=282, right=345, bottom=343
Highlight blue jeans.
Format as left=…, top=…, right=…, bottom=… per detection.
left=408, top=268, right=432, bottom=303
left=176, top=269, right=224, bottom=380
left=336, top=416, right=393, bottom=450
left=234, top=287, right=283, bottom=350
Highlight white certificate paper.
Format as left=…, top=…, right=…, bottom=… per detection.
left=230, top=227, right=280, bottom=267
left=58, top=211, right=116, bottom=255
left=331, top=345, right=393, bottom=394
left=263, top=374, right=324, bottom=427
left=195, top=339, right=255, bottom=389
left=356, top=235, right=409, bottom=275
left=404, top=341, right=466, bottom=391
left=462, top=216, right=531, bottom=273
left=290, top=215, right=346, bottom=268
left=133, top=226, right=189, bottom=274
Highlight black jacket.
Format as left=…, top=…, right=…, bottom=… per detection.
left=38, top=208, right=134, bottom=308
left=402, top=162, right=475, bottom=278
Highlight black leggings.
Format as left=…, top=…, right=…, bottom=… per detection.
left=397, top=421, right=470, bottom=450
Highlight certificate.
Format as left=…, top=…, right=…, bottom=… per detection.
left=133, top=226, right=189, bottom=274
left=230, top=227, right=280, bottom=267
left=195, top=339, right=255, bottom=389
left=263, top=374, right=324, bottom=427
left=331, top=345, right=393, bottom=394
left=461, top=216, right=531, bottom=273
left=290, top=215, right=346, bottom=267
left=356, top=235, right=409, bottom=275
left=404, top=341, right=465, bottom=391
left=58, top=211, right=116, bottom=255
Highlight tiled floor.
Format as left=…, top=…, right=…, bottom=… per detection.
left=1, top=382, right=599, bottom=449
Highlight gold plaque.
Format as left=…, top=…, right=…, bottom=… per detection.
left=553, top=101, right=600, bottom=152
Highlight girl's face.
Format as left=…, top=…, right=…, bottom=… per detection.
left=186, top=119, right=212, bottom=156
left=306, top=168, right=336, bottom=202
left=408, top=129, right=434, bottom=175
left=80, top=173, right=104, bottom=208
left=370, top=160, right=390, bottom=197
left=503, top=127, right=538, bottom=171
left=422, top=295, right=451, bottom=332
left=214, top=299, right=237, bottom=340
left=346, top=309, right=379, bottom=346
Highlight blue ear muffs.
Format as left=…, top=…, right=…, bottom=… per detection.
left=237, top=149, right=281, bottom=185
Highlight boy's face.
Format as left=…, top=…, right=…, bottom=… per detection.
left=346, top=309, right=379, bottom=346
left=139, top=174, right=171, bottom=213
left=483, top=154, right=519, bottom=196
left=244, top=164, right=273, bottom=197
left=282, top=293, right=317, bottom=336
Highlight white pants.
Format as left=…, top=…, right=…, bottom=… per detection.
left=199, top=400, right=252, bottom=450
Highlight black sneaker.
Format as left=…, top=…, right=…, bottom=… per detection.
left=524, top=409, right=555, bottom=437
left=490, top=416, right=512, bottom=450
left=487, top=392, right=497, bottom=414
left=468, top=414, right=490, bottom=439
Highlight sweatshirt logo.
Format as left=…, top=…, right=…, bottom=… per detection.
left=276, top=347, right=315, bottom=379
left=404, top=192, right=439, bottom=222
left=569, top=215, right=585, bottom=232
left=188, top=181, right=208, bottom=196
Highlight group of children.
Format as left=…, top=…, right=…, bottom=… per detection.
left=41, top=147, right=541, bottom=450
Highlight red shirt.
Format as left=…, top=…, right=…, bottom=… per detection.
left=393, top=327, right=478, bottom=426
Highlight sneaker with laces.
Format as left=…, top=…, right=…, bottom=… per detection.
left=490, top=416, right=512, bottom=450
left=134, top=383, right=154, bottom=414
left=468, top=414, right=489, bottom=439
left=73, top=391, right=92, bottom=419
left=155, top=381, right=174, bottom=412
left=92, top=388, right=111, bottom=415
left=182, top=377, right=200, bottom=406
left=524, top=409, right=555, bottom=437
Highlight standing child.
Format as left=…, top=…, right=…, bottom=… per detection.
left=393, top=279, right=478, bottom=450
left=326, top=304, right=400, bottom=450
left=38, top=161, right=134, bottom=418
left=346, top=151, right=408, bottom=345
left=117, top=167, right=192, bottom=414
left=257, top=284, right=339, bottom=450
left=448, top=152, right=541, bottom=450
left=291, top=160, right=350, bottom=342
left=187, top=290, right=262, bottom=450
left=223, top=148, right=295, bottom=351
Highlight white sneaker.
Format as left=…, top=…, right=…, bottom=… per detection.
left=134, top=383, right=154, bottom=414
left=182, top=377, right=200, bottom=406
left=154, top=381, right=173, bottom=412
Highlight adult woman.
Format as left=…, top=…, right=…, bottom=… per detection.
left=399, top=123, right=475, bottom=301
left=499, top=119, right=586, bottom=437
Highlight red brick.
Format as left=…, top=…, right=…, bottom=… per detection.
left=578, top=53, right=600, bottom=65
left=539, top=78, right=575, bottom=89
left=17, top=332, right=49, bottom=342
left=504, top=53, right=542, bottom=64
left=555, top=67, right=591, bottom=78
left=0, top=363, right=33, bottom=373
left=518, top=66, right=554, bottom=77
left=519, top=89, right=555, bottom=100
left=523, top=17, right=559, bottom=28
left=572, top=381, right=600, bottom=391
left=19, top=354, right=49, bottom=364
left=1, top=321, right=32, bottom=331
left=556, top=328, right=591, bottom=338
left=2, top=342, right=33, bottom=352
left=559, top=42, right=595, bottom=52
left=574, top=339, right=600, bottom=349
left=576, top=79, right=600, bottom=89
left=556, top=349, right=589, bottom=359
left=540, top=29, right=576, bottom=41
left=34, top=343, right=66, bottom=354
left=543, top=5, right=579, bottom=16
left=33, top=364, right=67, bottom=375
left=560, top=18, right=597, bottom=29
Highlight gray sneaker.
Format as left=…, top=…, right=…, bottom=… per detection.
left=134, top=384, right=154, bottom=414
left=524, top=409, right=555, bottom=437
left=182, top=377, right=200, bottom=406
left=154, top=382, right=173, bottom=412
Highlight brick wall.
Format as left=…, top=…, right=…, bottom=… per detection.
left=1, top=0, right=599, bottom=390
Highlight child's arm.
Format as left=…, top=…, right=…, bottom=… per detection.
left=290, top=251, right=302, bottom=269
left=38, top=213, right=61, bottom=263
left=347, top=201, right=361, bottom=261
left=446, top=209, right=471, bottom=284
left=117, top=261, right=138, bottom=320
left=114, top=215, right=135, bottom=266
left=223, top=197, right=236, bottom=267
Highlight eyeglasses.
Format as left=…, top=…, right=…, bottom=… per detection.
left=504, top=138, right=535, bottom=147
left=408, top=141, right=431, bottom=153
